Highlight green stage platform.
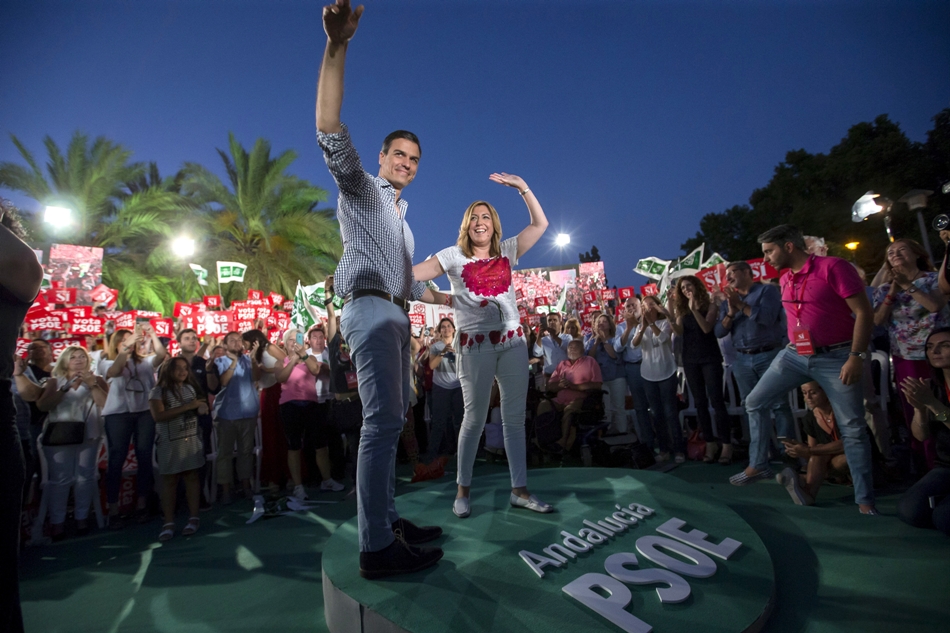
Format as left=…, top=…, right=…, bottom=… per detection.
left=322, top=469, right=774, bottom=633
left=18, top=461, right=950, bottom=633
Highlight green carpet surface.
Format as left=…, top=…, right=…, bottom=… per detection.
left=19, top=460, right=949, bottom=633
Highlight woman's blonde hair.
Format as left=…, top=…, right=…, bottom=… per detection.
left=51, top=345, right=91, bottom=379
left=457, top=200, right=502, bottom=258
left=563, top=317, right=582, bottom=336
left=594, top=313, right=617, bottom=338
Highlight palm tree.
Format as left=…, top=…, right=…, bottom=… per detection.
left=182, top=133, right=341, bottom=303
left=0, top=132, right=196, bottom=312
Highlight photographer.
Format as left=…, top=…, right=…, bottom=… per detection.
left=420, top=318, right=462, bottom=468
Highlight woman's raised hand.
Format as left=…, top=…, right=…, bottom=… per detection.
left=489, top=172, right=527, bottom=191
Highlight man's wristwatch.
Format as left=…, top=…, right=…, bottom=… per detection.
left=849, top=351, right=868, bottom=360
left=934, top=409, right=949, bottom=423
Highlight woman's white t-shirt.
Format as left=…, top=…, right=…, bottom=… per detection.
left=436, top=237, right=525, bottom=353
left=99, top=355, right=157, bottom=415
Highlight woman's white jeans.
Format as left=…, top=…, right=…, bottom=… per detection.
left=43, top=438, right=99, bottom=524
left=456, top=340, right=529, bottom=489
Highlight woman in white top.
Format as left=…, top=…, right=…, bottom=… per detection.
left=36, top=345, right=107, bottom=540
left=632, top=295, right=685, bottom=462
left=100, top=325, right=166, bottom=527
left=413, top=172, right=551, bottom=518
left=422, top=317, right=464, bottom=466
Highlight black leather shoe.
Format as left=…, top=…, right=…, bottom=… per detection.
left=359, top=537, right=443, bottom=579
left=392, top=517, right=442, bottom=545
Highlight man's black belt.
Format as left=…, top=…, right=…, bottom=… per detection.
left=343, top=289, right=410, bottom=312
left=786, top=340, right=852, bottom=355
left=736, top=346, right=777, bottom=355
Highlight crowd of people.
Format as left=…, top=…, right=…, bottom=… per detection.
left=0, top=3, right=947, bottom=627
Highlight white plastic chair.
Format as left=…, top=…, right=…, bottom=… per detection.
left=31, top=436, right=106, bottom=545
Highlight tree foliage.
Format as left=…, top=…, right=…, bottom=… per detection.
left=682, top=109, right=950, bottom=274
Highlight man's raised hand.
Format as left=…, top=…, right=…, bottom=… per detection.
left=324, top=0, right=364, bottom=45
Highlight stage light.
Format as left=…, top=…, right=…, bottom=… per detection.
left=844, top=242, right=859, bottom=251
left=555, top=233, right=571, bottom=247
left=172, top=236, right=195, bottom=258
left=44, top=205, right=73, bottom=227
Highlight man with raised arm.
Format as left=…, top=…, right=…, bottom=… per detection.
left=316, top=0, right=449, bottom=579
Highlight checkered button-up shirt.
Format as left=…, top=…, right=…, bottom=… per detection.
left=317, top=124, right=426, bottom=302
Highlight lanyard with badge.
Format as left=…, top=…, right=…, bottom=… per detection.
left=785, top=271, right=815, bottom=356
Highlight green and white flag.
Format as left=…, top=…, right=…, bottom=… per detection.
left=291, top=281, right=344, bottom=331
left=668, top=245, right=705, bottom=279
left=189, top=263, right=210, bottom=287
left=555, top=285, right=568, bottom=314
left=634, top=257, right=671, bottom=280
left=217, top=261, right=247, bottom=284
left=702, top=252, right=727, bottom=268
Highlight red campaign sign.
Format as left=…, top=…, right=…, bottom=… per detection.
left=527, top=315, right=541, bottom=326
left=233, top=305, right=256, bottom=321
left=246, top=299, right=269, bottom=308
left=408, top=313, right=425, bottom=327
left=48, top=309, right=71, bottom=324
left=203, top=295, right=223, bottom=309
left=50, top=280, right=65, bottom=290
left=698, top=263, right=728, bottom=292
left=28, top=313, right=65, bottom=331
left=281, top=300, right=294, bottom=312
left=583, top=291, right=597, bottom=303
left=30, top=293, right=48, bottom=311
left=747, top=258, right=779, bottom=282
left=70, top=317, right=105, bottom=335
left=206, top=312, right=232, bottom=335
left=89, top=284, right=119, bottom=308
left=149, top=318, right=174, bottom=337
left=518, top=306, right=528, bottom=319
left=275, top=312, right=290, bottom=330
left=268, top=292, right=284, bottom=306
left=48, top=337, right=86, bottom=360
left=639, top=284, right=659, bottom=297
left=515, top=289, right=524, bottom=300
left=255, top=306, right=273, bottom=320
left=45, top=288, right=77, bottom=305
left=266, top=315, right=278, bottom=329
left=136, top=310, right=163, bottom=319
left=534, top=296, right=549, bottom=307
left=180, top=315, right=208, bottom=337
left=15, top=338, right=31, bottom=358
left=66, top=306, right=92, bottom=320
left=174, top=302, right=199, bottom=318
left=267, top=329, right=283, bottom=344
left=103, top=310, right=123, bottom=321
left=248, top=289, right=263, bottom=301
left=234, top=319, right=255, bottom=332
left=114, top=312, right=136, bottom=329
left=167, top=340, right=181, bottom=358
left=615, top=305, right=624, bottom=320
left=602, top=289, right=616, bottom=301
left=581, top=313, right=594, bottom=325
left=618, top=287, right=635, bottom=300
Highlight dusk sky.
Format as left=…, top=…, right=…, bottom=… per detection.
left=2, top=0, right=948, bottom=289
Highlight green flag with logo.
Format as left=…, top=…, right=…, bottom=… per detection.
left=702, top=252, right=727, bottom=268
left=216, top=261, right=247, bottom=284
left=634, top=257, right=670, bottom=280
left=668, top=245, right=705, bottom=279
left=189, top=263, right=209, bottom=287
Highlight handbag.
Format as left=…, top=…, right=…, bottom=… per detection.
left=686, top=427, right=706, bottom=461
left=41, top=390, right=94, bottom=447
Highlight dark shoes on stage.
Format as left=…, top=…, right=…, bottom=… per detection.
left=391, top=517, right=442, bottom=545
left=360, top=520, right=444, bottom=580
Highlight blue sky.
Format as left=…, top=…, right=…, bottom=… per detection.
left=1, top=0, right=948, bottom=288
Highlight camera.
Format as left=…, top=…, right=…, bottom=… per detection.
left=933, top=214, right=950, bottom=231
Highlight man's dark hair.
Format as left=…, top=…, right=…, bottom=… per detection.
left=177, top=328, right=198, bottom=343
left=757, top=224, right=806, bottom=251
left=0, top=198, right=30, bottom=241
left=726, top=260, right=753, bottom=274
left=381, top=130, right=421, bottom=156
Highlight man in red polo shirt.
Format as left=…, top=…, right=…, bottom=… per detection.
left=730, top=224, right=877, bottom=516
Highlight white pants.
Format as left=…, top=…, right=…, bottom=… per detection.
left=43, top=439, right=100, bottom=524
left=602, top=377, right=629, bottom=434
left=456, top=340, right=529, bottom=489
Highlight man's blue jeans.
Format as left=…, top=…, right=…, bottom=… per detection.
left=104, top=410, right=155, bottom=504
left=340, top=296, right=411, bottom=553
left=745, top=346, right=874, bottom=506
left=622, top=362, right=654, bottom=447
left=731, top=348, right=795, bottom=446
